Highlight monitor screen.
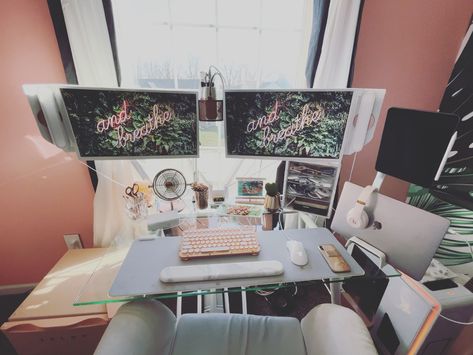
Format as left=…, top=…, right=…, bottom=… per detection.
left=60, top=87, right=198, bottom=159
left=376, top=107, right=459, bottom=187
left=225, top=90, right=353, bottom=160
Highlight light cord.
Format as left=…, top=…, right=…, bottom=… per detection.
left=348, top=152, right=357, bottom=182
left=438, top=313, right=473, bottom=325
left=78, top=160, right=127, bottom=188
left=448, top=228, right=473, bottom=261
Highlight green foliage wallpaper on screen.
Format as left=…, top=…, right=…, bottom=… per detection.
left=61, top=89, right=198, bottom=158
left=225, top=91, right=353, bottom=159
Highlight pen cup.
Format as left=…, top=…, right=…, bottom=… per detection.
left=262, top=213, right=273, bottom=231
left=124, top=193, right=148, bottom=220
left=195, top=190, right=209, bottom=210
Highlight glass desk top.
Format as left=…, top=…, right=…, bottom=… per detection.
left=74, top=214, right=400, bottom=306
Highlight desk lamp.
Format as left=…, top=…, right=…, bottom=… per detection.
left=199, top=66, right=224, bottom=121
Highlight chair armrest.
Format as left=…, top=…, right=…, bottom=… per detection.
left=301, top=304, right=377, bottom=355
left=94, top=300, right=176, bottom=355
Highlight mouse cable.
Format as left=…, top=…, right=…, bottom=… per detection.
left=447, top=228, right=473, bottom=262
left=278, top=199, right=296, bottom=241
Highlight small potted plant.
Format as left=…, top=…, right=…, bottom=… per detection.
left=264, top=182, right=281, bottom=212
left=191, top=182, right=209, bottom=210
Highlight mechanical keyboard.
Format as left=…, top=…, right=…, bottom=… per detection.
left=160, top=260, right=284, bottom=283
left=179, top=226, right=260, bottom=260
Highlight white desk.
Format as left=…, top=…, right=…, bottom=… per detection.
left=110, top=228, right=365, bottom=304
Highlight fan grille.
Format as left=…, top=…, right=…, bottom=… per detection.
left=152, top=169, right=187, bottom=201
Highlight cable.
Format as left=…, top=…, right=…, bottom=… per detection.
left=348, top=152, right=358, bottom=182
left=447, top=228, right=473, bottom=261
left=276, top=204, right=300, bottom=244
left=78, top=160, right=127, bottom=188
left=438, top=313, right=473, bottom=325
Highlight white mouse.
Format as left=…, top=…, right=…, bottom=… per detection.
left=286, top=240, right=308, bottom=266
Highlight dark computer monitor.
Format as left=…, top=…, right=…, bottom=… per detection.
left=60, top=87, right=199, bottom=159
left=224, top=90, right=353, bottom=160
left=376, top=107, right=459, bottom=187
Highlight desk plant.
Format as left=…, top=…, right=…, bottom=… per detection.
left=264, top=182, right=281, bottom=212
left=191, top=182, right=209, bottom=210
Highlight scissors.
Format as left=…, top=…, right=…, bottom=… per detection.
left=125, top=183, right=139, bottom=198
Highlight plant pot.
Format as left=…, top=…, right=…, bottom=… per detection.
left=264, top=194, right=281, bottom=212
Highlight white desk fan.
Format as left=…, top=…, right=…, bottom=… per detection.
left=152, top=168, right=187, bottom=211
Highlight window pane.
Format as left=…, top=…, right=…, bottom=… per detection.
left=173, top=27, right=217, bottom=82
left=171, top=0, right=216, bottom=25
left=218, top=0, right=259, bottom=27
left=218, top=29, right=259, bottom=88
left=112, top=0, right=308, bottom=192
left=260, top=30, right=303, bottom=88
left=199, top=122, right=222, bottom=147
left=112, top=0, right=170, bottom=26
left=261, top=0, right=305, bottom=29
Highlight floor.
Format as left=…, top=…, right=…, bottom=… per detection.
left=0, top=291, right=31, bottom=355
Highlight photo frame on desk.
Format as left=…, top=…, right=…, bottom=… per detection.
left=283, top=160, right=339, bottom=218
left=236, top=177, right=265, bottom=198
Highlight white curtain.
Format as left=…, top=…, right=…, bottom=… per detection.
left=313, top=0, right=361, bottom=88
left=294, top=0, right=361, bottom=228
left=61, top=0, right=141, bottom=247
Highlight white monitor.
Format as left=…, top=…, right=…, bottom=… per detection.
left=23, top=84, right=199, bottom=160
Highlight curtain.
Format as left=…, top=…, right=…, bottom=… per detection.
left=312, top=0, right=361, bottom=88
left=61, top=0, right=141, bottom=247
left=299, top=0, right=362, bottom=227
left=305, top=0, right=331, bottom=88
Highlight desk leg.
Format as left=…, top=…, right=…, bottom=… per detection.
left=241, top=287, right=247, bottom=315
left=223, top=288, right=230, bottom=313
left=177, top=292, right=182, bottom=319
left=329, top=281, right=342, bottom=305
left=197, top=290, right=202, bottom=313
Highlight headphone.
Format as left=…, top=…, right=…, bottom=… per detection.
left=346, top=185, right=377, bottom=229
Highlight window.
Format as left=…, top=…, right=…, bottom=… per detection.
left=111, top=0, right=311, bottom=198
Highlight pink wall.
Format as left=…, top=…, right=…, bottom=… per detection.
left=340, top=0, right=473, bottom=200
left=0, top=0, right=94, bottom=285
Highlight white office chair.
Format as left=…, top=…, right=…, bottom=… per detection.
left=94, top=300, right=377, bottom=355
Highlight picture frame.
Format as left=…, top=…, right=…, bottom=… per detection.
left=236, top=177, right=266, bottom=198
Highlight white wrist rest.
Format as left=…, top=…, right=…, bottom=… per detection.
left=160, top=260, right=284, bottom=283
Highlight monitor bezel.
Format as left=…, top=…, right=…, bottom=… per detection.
left=223, top=88, right=357, bottom=163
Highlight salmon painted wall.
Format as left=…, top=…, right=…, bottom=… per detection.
left=0, top=0, right=94, bottom=285
left=340, top=0, right=473, bottom=200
